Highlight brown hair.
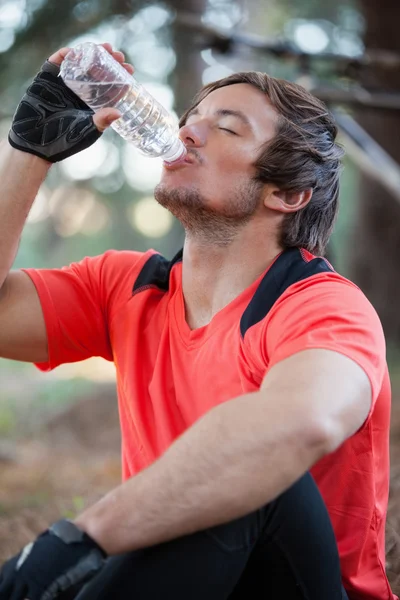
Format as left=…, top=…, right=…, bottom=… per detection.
left=179, top=72, right=344, bottom=255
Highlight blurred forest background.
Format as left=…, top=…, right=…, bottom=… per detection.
left=2, top=0, right=400, bottom=593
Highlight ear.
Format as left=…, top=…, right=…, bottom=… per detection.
left=264, top=187, right=313, bottom=214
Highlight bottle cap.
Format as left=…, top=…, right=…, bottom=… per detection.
left=163, top=139, right=187, bottom=163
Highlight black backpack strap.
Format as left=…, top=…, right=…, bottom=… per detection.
left=132, top=249, right=183, bottom=294
left=240, top=248, right=333, bottom=338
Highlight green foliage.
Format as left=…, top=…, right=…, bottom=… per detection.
left=329, top=156, right=360, bottom=274
left=0, top=405, right=16, bottom=435
left=21, top=491, right=50, bottom=509
left=0, top=358, right=91, bottom=439
left=62, top=496, right=86, bottom=520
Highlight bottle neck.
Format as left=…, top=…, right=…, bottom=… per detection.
left=163, top=138, right=187, bottom=163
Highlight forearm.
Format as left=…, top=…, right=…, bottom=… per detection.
left=0, top=141, right=50, bottom=287
left=75, top=390, right=329, bottom=555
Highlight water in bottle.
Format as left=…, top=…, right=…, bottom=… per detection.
left=60, top=42, right=186, bottom=163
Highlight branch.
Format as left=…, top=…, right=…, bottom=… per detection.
left=310, top=86, right=400, bottom=111
left=174, top=11, right=400, bottom=72
left=0, top=0, right=142, bottom=80
left=334, top=110, right=400, bottom=204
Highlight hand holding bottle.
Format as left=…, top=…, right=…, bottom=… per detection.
left=60, top=42, right=186, bottom=162
left=8, top=43, right=134, bottom=163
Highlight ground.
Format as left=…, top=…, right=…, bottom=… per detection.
left=1, top=384, right=400, bottom=597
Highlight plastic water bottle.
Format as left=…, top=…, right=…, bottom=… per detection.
left=60, top=42, right=186, bottom=163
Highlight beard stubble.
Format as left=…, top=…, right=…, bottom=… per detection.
left=154, top=178, right=264, bottom=247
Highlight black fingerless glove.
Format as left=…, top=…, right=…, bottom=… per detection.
left=8, top=60, right=102, bottom=162
left=0, top=519, right=106, bottom=600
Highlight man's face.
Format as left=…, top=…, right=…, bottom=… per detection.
left=155, top=83, right=278, bottom=242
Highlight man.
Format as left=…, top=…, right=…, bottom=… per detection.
left=0, top=43, right=396, bottom=600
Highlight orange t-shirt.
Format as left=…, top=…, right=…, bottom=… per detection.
left=23, top=248, right=395, bottom=600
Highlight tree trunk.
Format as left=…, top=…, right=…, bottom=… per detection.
left=163, top=0, right=208, bottom=254
left=350, top=0, right=400, bottom=343
left=165, top=0, right=208, bottom=114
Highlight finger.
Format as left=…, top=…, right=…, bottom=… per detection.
left=122, top=62, right=135, bottom=75
left=47, top=47, right=71, bottom=66
left=9, top=580, right=28, bottom=600
left=100, top=42, right=113, bottom=54
left=0, top=573, right=15, bottom=599
left=112, top=51, right=125, bottom=63
left=93, top=107, right=121, bottom=132
left=100, top=43, right=127, bottom=62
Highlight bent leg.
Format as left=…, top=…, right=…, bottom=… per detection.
left=75, top=472, right=346, bottom=600
left=230, top=472, right=348, bottom=599
left=74, top=518, right=256, bottom=600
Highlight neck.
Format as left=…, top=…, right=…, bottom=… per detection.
left=181, top=220, right=283, bottom=329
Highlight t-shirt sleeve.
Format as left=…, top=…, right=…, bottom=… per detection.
left=22, top=249, right=153, bottom=371
left=258, top=274, right=386, bottom=412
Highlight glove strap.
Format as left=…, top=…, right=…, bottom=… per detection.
left=49, top=520, right=107, bottom=557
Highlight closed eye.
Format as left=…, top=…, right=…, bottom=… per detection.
left=219, top=127, right=238, bottom=135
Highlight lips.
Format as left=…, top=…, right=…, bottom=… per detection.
left=163, top=153, right=195, bottom=170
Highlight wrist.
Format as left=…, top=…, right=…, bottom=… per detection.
left=51, top=518, right=107, bottom=557
left=6, top=141, right=52, bottom=171
left=73, top=511, right=111, bottom=555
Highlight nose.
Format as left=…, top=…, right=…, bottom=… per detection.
left=179, top=120, right=207, bottom=148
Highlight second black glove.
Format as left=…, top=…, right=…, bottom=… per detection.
left=0, top=519, right=106, bottom=600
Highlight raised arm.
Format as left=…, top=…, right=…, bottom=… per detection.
left=0, top=44, right=129, bottom=363
left=0, top=143, right=51, bottom=362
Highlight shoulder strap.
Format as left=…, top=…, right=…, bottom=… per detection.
left=240, top=248, right=333, bottom=338
left=132, top=249, right=183, bottom=294
left=132, top=247, right=333, bottom=334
